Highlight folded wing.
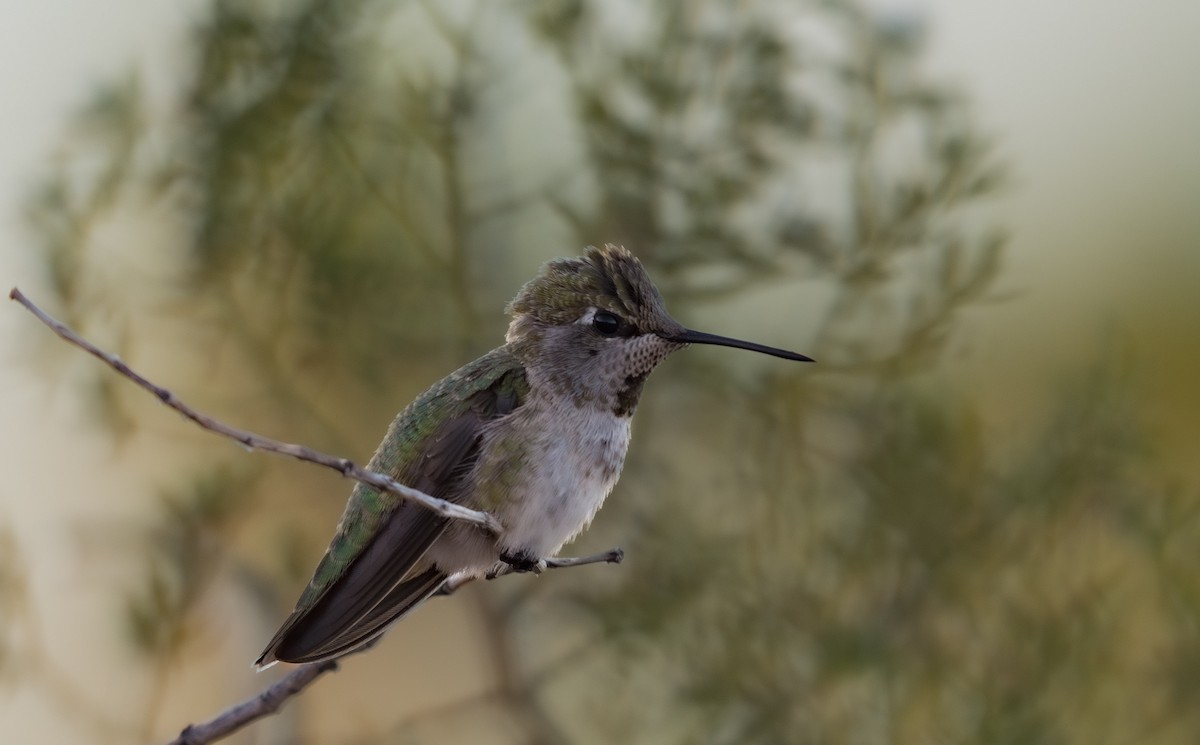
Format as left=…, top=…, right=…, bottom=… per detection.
left=256, top=354, right=527, bottom=666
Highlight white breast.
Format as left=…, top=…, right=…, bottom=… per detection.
left=494, top=401, right=631, bottom=559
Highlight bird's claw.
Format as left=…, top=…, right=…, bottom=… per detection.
left=498, top=551, right=546, bottom=575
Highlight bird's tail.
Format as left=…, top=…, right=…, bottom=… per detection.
left=255, top=568, right=447, bottom=669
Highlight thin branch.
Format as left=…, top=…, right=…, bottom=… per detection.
left=434, top=547, right=626, bottom=597
left=164, top=550, right=622, bottom=745
left=15, top=280, right=643, bottom=744
left=11, top=286, right=628, bottom=745
left=8, top=286, right=502, bottom=533
left=166, top=660, right=338, bottom=745
left=543, top=548, right=625, bottom=570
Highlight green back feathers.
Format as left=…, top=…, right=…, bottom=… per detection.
left=294, top=349, right=528, bottom=608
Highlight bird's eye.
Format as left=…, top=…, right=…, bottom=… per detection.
left=592, top=311, right=622, bottom=337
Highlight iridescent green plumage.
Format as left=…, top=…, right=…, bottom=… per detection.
left=299, top=349, right=528, bottom=605
left=256, top=349, right=528, bottom=666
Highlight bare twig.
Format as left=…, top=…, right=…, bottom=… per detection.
left=166, top=660, right=338, bottom=745
left=167, top=550, right=623, bottom=745
left=435, top=547, right=626, bottom=596
left=10, top=286, right=629, bottom=745
left=8, top=286, right=502, bottom=533
left=167, top=548, right=622, bottom=745
left=543, top=548, right=625, bottom=569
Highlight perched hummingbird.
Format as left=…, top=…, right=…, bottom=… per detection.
left=256, top=244, right=811, bottom=667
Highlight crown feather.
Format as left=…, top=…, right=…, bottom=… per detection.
left=507, top=245, right=669, bottom=330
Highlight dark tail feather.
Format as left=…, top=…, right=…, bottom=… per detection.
left=256, top=568, right=447, bottom=668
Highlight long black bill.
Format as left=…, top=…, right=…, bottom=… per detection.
left=660, top=329, right=814, bottom=362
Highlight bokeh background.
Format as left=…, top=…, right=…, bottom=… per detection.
left=2, top=1, right=1198, bottom=743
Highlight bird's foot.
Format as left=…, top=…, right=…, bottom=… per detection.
left=495, top=550, right=546, bottom=576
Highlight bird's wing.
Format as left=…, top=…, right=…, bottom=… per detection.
left=256, top=351, right=527, bottom=667
left=273, top=566, right=448, bottom=664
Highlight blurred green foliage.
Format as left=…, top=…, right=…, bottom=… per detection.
left=19, top=0, right=1200, bottom=743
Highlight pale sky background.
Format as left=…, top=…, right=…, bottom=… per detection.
left=1, top=1, right=1197, bottom=741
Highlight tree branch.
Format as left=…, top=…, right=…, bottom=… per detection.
left=164, top=549, right=624, bottom=745
left=8, top=286, right=501, bottom=533
left=166, top=660, right=338, bottom=745
left=434, top=547, right=626, bottom=596
left=10, top=286, right=628, bottom=745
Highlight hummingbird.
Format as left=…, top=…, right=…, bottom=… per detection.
left=256, top=244, right=811, bottom=667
